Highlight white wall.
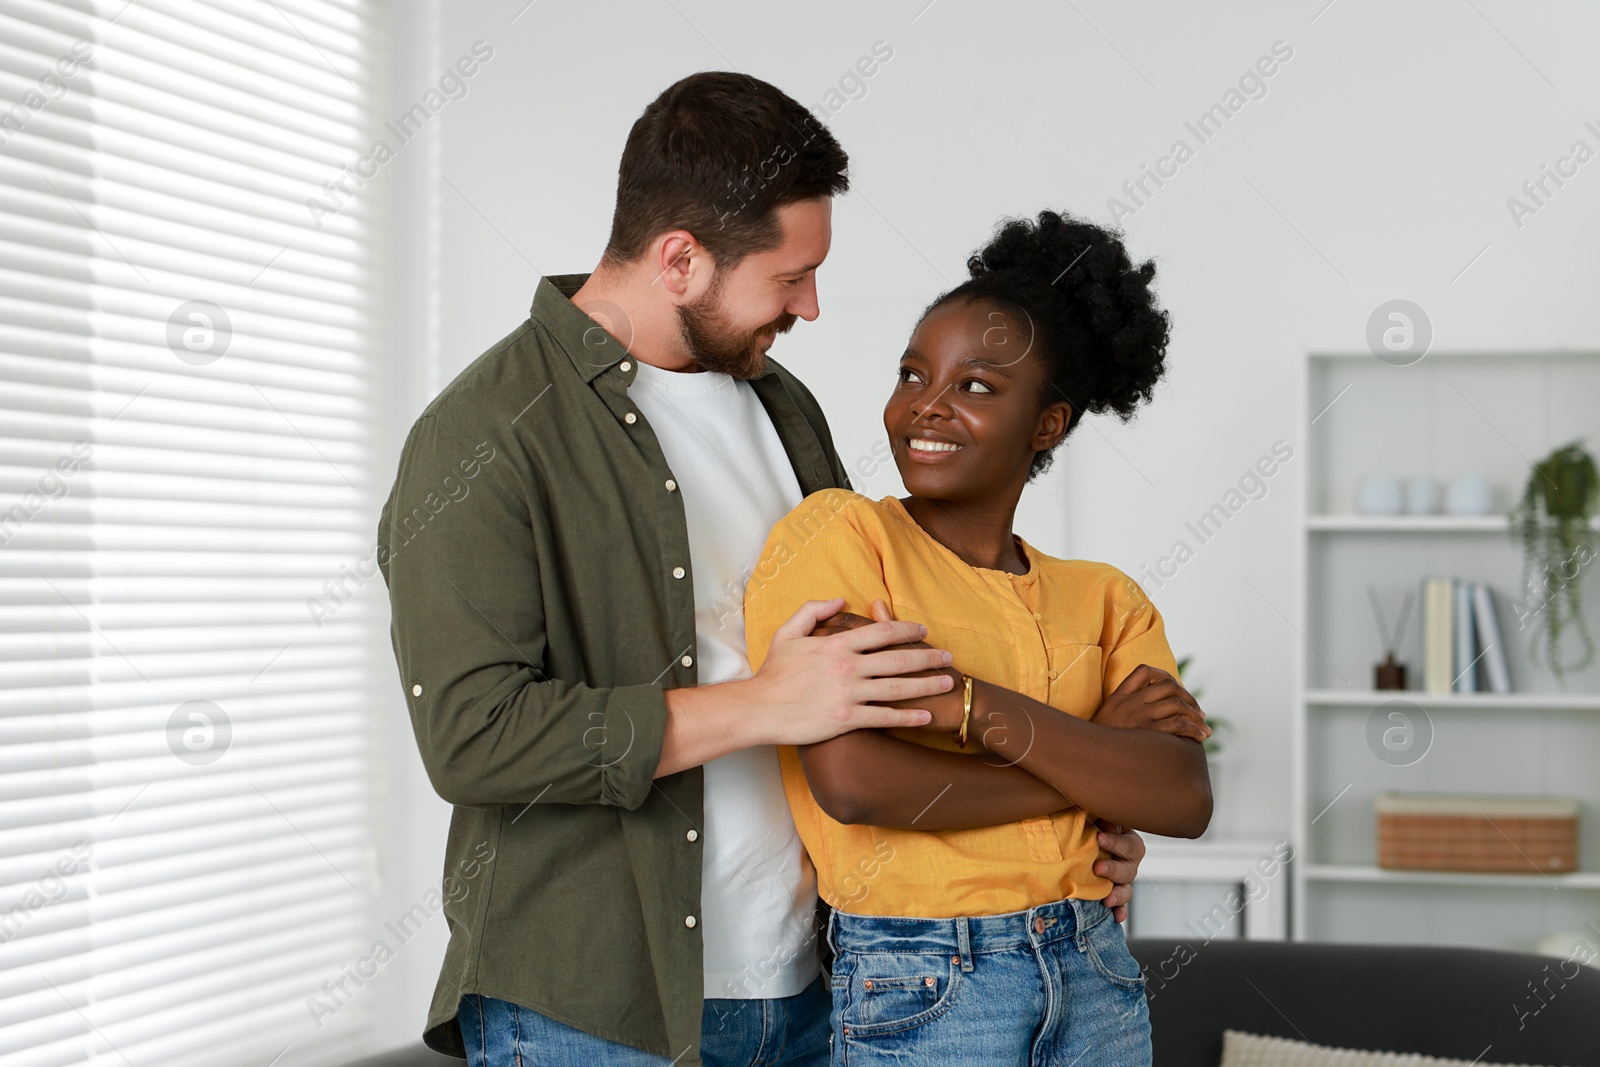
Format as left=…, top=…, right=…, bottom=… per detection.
left=377, top=0, right=1600, bottom=1024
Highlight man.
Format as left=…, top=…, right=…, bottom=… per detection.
left=377, top=71, right=1150, bottom=1067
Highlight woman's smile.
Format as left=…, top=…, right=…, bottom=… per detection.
left=905, top=435, right=964, bottom=458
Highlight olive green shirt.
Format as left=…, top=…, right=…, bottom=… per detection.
left=377, top=274, right=851, bottom=1063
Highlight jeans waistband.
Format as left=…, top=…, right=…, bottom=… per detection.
left=829, top=895, right=1112, bottom=960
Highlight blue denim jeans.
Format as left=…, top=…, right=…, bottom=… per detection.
left=458, top=973, right=831, bottom=1066
left=825, top=896, right=1152, bottom=1066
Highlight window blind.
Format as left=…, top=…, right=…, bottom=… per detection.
left=0, top=1, right=382, bottom=1064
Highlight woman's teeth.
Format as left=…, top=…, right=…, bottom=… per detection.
left=908, top=439, right=961, bottom=453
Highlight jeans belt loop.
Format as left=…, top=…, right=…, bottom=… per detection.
left=955, top=916, right=974, bottom=972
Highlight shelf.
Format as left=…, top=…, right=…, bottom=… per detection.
left=1307, top=515, right=1600, bottom=533
left=1305, top=689, right=1600, bottom=711
left=1307, top=349, right=1600, bottom=361
left=1304, top=864, right=1600, bottom=890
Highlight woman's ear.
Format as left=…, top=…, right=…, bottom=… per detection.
left=1033, top=398, right=1072, bottom=453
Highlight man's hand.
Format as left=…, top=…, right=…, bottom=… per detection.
left=1093, top=664, right=1211, bottom=743
left=853, top=599, right=978, bottom=747
left=748, top=598, right=955, bottom=747
left=1093, top=818, right=1146, bottom=924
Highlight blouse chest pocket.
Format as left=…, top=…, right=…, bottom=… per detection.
left=1046, top=642, right=1104, bottom=720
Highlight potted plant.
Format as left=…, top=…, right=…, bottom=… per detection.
left=1177, top=655, right=1230, bottom=837
left=1508, top=439, right=1598, bottom=682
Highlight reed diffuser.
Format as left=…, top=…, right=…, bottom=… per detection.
left=1368, top=583, right=1415, bottom=690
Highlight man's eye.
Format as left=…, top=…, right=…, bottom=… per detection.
left=784, top=276, right=804, bottom=286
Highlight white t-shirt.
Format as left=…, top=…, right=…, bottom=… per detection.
left=628, top=358, right=819, bottom=1000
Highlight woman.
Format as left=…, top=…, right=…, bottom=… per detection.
left=742, top=209, right=1212, bottom=1065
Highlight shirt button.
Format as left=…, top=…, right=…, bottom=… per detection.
left=681, top=655, right=693, bottom=667
left=1033, top=612, right=1043, bottom=620
left=672, top=566, right=685, bottom=579
left=624, top=412, right=637, bottom=425
left=619, top=361, right=631, bottom=372
left=411, top=683, right=422, bottom=697
left=685, top=915, right=697, bottom=928
left=665, top=479, right=677, bottom=492
left=686, top=829, right=699, bottom=842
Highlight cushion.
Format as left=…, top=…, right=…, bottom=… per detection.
left=1218, top=1029, right=1575, bottom=1067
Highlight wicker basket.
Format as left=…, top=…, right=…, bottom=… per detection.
left=1375, top=793, right=1580, bottom=874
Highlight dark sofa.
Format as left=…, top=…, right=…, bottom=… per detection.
left=345, top=937, right=1600, bottom=1066
left=1129, top=936, right=1600, bottom=1066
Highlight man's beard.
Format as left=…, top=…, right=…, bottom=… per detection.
left=676, top=273, right=797, bottom=379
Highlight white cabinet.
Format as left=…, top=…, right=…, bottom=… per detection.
left=1129, top=837, right=1291, bottom=942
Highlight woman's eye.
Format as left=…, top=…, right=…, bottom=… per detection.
left=897, top=367, right=923, bottom=384
left=963, top=379, right=994, bottom=394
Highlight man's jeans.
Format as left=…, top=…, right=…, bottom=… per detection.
left=825, top=896, right=1152, bottom=1066
left=459, top=974, right=830, bottom=1066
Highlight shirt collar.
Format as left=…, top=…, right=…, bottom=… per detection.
left=531, top=272, right=781, bottom=386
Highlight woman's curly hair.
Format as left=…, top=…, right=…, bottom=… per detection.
left=922, top=209, right=1172, bottom=479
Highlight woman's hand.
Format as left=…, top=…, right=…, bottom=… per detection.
left=1092, top=663, right=1211, bottom=743
left=809, top=608, right=876, bottom=639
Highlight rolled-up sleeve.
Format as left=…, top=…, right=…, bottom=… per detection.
left=378, top=414, right=667, bottom=810
left=1099, top=566, right=1181, bottom=697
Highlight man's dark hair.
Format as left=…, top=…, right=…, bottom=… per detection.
left=601, top=71, right=849, bottom=269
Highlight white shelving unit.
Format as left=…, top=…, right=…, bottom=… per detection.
left=1292, top=350, right=1600, bottom=952
left=1308, top=516, right=1600, bottom=534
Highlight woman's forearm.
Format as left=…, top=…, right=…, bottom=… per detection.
left=798, top=729, right=1073, bottom=830
left=971, top=679, right=1213, bottom=838
left=802, top=622, right=1210, bottom=836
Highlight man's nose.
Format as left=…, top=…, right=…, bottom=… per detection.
left=789, top=276, right=820, bottom=322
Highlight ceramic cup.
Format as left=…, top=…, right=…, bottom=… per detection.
left=1445, top=473, right=1493, bottom=515
left=1357, top=474, right=1403, bottom=516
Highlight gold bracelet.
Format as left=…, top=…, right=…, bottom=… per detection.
left=954, top=673, right=974, bottom=747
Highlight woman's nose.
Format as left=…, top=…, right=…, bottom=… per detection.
left=912, top=390, right=953, bottom=421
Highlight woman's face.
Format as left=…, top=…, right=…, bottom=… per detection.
left=882, top=297, right=1071, bottom=502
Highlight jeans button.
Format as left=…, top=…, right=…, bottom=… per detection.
left=1033, top=916, right=1046, bottom=934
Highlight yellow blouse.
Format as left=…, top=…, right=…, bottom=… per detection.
left=742, top=488, right=1181, bottom=918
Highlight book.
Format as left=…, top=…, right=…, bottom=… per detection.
left=1471, top=581, right=1513, bottom=693
left=1453, top=578, right=1478, bottom=692
left=1422, top=576, right=1453, bottom=693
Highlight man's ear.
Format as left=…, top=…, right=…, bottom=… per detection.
left=652, top=230, right=709, bottom=300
